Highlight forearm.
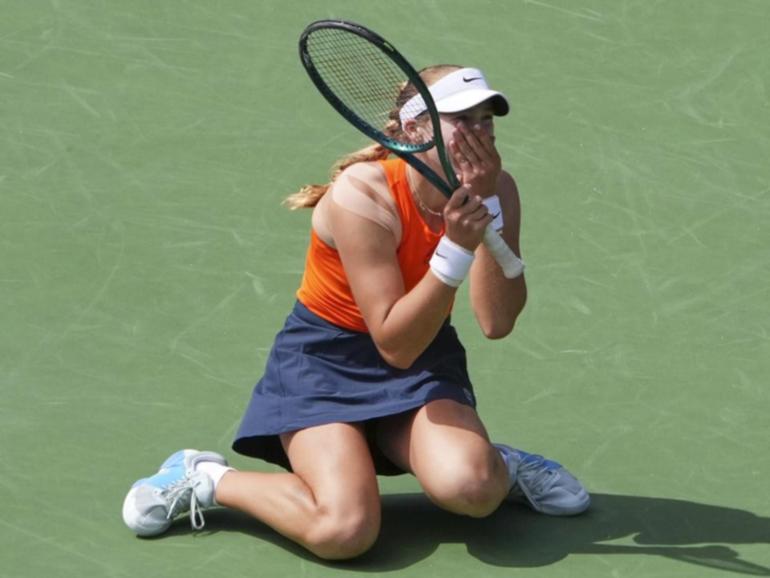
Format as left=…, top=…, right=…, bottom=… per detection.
left=467, top=169, right=526, bottom=338
left=372, top=273, right=457, bottom=369
left=469, top=243, right=527, bottom=338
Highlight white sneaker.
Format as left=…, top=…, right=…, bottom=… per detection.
left=494, top=444, right=590, bottom=516
left=122, top=449, right=227, bottom=536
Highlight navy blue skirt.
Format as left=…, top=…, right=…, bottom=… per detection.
left=232, top=301, right=475, bottom=475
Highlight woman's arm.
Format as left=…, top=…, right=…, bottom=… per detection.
left=469, top=170, right=527, bottom=338
left=328, top=164, right=489, bottom=369
left=448, top=121, right=527, bottom=338
left=329, top=208, right=452, bottom=369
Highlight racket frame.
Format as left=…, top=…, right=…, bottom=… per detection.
left=299, top=19, right=458, bottom=198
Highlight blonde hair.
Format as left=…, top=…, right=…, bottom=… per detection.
left=284, top=64, right=461, bottom=210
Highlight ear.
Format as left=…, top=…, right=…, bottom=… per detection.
left=402, top=119, right=433, bottom=144
left=402, top=119, right=419, bottom=140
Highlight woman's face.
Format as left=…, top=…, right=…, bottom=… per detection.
left=409, top=101, right=496, bottom=176
left=439, top=101, right=496, bottom=144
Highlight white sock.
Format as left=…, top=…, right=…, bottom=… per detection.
left=195, top=461, right=235, bottom=496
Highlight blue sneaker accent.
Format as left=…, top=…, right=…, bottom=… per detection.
left=122, top=449, right=227, bottom=536
left=131, top=450, right=188, bottom=490
left=519, top=451, right=562, bottom=471
left=494, top=444, right=590, bottom=516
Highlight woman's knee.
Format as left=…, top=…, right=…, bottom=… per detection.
left=421, top=451, right=509, bottom=518
left=304, top=507, right=381, bottom=560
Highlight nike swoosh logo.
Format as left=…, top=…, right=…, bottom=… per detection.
left=463, top=76, right=482, bottom=82
left=435, top=251, right=448, bottom=259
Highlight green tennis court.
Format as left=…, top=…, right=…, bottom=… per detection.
left=2, top=1, right=769, bottom=576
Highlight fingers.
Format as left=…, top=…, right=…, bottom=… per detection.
left=443, top=185, right=494, bottom=251
left=452, top=123, right=496, bottom=163
left=449, top=123, right=501, bottom=192
left=445, top=187, right=494, bottom=225
left=449, top=133, right=480, bottom=178
left=452, top=128, right=482, bottom=165
left=445, top=184, right=473, bottom=210
left=448, top=137, right=472, bottom=182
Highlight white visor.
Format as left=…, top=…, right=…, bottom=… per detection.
left=399, top=68, right=509, bottom=125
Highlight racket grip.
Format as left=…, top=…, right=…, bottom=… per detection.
left=482, top=225, right=525, bottom=279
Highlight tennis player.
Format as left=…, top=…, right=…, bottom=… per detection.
left=122, top=65, right=590, bottom=560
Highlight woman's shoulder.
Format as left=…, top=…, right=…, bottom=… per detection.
left=328, top=161, right=402, bottom=240
left=333, top=161, right=392, bottom=205
left=337, top=160, right=388, bottom=187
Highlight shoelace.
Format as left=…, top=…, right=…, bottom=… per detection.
left=163, top=475, right=207, bottom=530
left=517, top=454, right=559, bottom=496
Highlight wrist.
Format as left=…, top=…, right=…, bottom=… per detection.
left=482, top=195, right=504, bottom=231
left=429, top=236, right=475, bottom=288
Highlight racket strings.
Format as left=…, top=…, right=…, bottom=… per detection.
left=305, top=29, right=429, bottom=146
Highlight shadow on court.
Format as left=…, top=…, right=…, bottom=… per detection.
left=168, top=493, right=770, bottom=574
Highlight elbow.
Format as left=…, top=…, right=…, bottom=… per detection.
left=377, top=345, right=418, bottom=370
left=371, top=326, right=421, bottom=369
left=480, top=317, right=517, bottom=340
left=477, top=294, right=526, bottom=339
left=479, top=315, right=517, bottom=339
left=388, top=358, right=415, bottom=370
left=381, top=351, right=418, bottom=370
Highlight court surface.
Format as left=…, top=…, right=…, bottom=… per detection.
left=2, top=1, right=769, bottom=577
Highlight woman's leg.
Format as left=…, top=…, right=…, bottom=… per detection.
left=215, top=422, right=381, bottom=560
left=376, top=399, right=510, bottom=518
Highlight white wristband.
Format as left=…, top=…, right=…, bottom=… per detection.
left=429, top=236, right=475, bottom=288
left=482, top=195, right=504, bottom=231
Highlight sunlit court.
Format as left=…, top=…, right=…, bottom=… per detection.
left=2, top=1, right=769, bottom=576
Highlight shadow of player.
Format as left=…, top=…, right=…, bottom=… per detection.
left=173, top=493, right=770, bottom=574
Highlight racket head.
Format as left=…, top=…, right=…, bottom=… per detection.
left=299, top=20, right=458, bottom=192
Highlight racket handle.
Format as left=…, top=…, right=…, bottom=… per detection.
left=482, top=225, right=525, bottom=279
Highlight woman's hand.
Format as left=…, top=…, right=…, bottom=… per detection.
left=448, top=122, right=501, bottom=199
left=442, top=186, right=493, bottom=252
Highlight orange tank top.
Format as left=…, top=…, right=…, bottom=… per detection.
left=296, top=158, right=445, bottom=332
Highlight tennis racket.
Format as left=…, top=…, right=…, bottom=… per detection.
left=298, top=19, right=524, bottom=279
